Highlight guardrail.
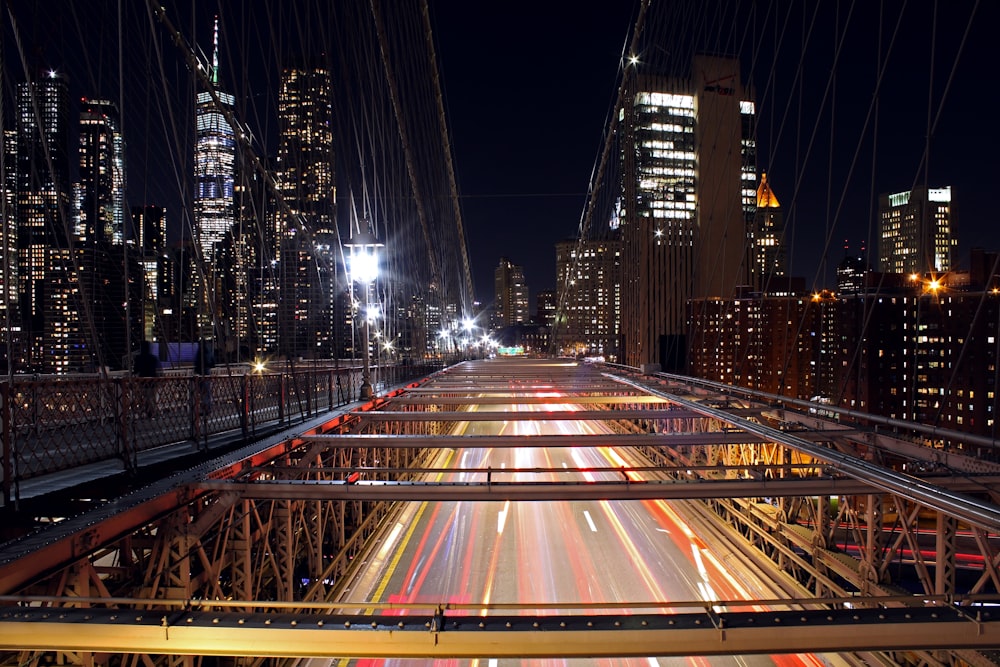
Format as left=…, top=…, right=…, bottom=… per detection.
left=0, top=362, right=443, bottom=505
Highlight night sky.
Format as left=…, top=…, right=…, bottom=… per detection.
left=5, top=1, right=999, bottom=308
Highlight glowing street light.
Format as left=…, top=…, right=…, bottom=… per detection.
left=345, top=231, right=383, bottom=400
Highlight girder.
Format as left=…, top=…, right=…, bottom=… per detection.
left=3, top=358, right=1000, bottom=666
left=197, top=475, right=1000, bottom=502
left=1, top=605, right=998, bottom=657
left=358, top=409, right=704, bottom=421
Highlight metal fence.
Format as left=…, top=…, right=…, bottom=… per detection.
left=0, top=362, right=442, bottom=504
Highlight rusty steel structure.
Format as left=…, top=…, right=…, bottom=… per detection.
left=0, top=358, right=998, bottom=665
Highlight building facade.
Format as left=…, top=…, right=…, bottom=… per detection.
left=194, top=20, right=236, bottom=265
left=275, top=60, right=338, bottom=359
left=554, top=239, right=621, bottom=359
left=493, top=257, right=529, bottom=329
left=749, top=173, right=786, bottom=290
left=78, top=99, right=126, bottom=246
left=620, top=55, right=756, bottom=370
left=878, top=186, right=956, bottom=275
left=16, top=72, right=72, bottom=369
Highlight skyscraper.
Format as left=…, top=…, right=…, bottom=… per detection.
left=555, top=239, right=621, bottom=359
left=620, top=55, right=756, bottom=370
left=878, top=186, right=956, bottom=275
left=1, top=130, right=19, bottom=365
left=750, top=172, right=786, bottom=290
left=132, top=205, right=167, bottom=339
left=275, top=59, right=337, bottom=359
left=16, top=72, right=71, bottom=367
left=78, top=99, right=126, bottom=246
left=194, top=19, right=236, bottom=264
left=493, top=257, right=528, bottom=329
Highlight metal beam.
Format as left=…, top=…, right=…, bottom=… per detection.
left=1, top=606, right=997, bottom=657
left=386, top=395, right=673, bottom=405
left=196, top=475, right=1000, bottom=502
left=356, top=409, right=702, bottom=421
left=299, top=433, right=769, bottom=446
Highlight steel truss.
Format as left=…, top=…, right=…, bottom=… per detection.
left=0, top=360, right=999, bottom=666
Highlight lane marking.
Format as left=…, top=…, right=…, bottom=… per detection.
left=497, top=499, right=511, bottom=534
left=369, top=449, right=455, bottom=605
left=583, top=509, right=598, bottom=532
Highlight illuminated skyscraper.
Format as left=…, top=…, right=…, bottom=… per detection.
left=275, top=59, right=337, bottom=358
left=194, top=19, right=236, bottom=264
left=750, top=173, right=786, bottom=290
left=493, top=257, right=529, bottom=329
left=16, top=72, right=71, bottom=367
left=132, top=205, right=166, bottom=338
left=555, top=239, right=621, bottom=359
left=78, top=99, right=126, bottom=246
left=620, top=55, right=756, bottom=370
left=878, top=186, right=956, bottom=275
left=1, top=130, right=19, bottom=364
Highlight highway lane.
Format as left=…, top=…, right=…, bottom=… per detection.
left=336, top=394, right=835, bottom=667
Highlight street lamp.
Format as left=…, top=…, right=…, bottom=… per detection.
left=345, top=231, right=383, bottom=400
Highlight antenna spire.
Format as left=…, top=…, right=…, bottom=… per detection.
left=211, top=16, right=220, bottom=85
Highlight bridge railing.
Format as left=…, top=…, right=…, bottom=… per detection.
left=0, top=362, right=443, bottom=505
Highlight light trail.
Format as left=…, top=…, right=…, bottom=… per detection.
left=338, top=383, right=835, bottom=667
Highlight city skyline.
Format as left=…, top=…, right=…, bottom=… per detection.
left=4, top=2, right=998, bottom=308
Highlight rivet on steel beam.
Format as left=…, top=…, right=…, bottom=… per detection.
left=318, top=620, right=324, bottom=627
left=587, top=621, right=594, bottom=627
left=560, top=621, right=566, bottom=628
left=479, top=622, right=486, bottom=628
left=344, top=621, right=350, bottom=627
left=398, top=622, right=404, bottom=628
left=266, top=619, right=272, bottom=625
left=213, top=618, right=220, bottom=624
left=533, top=622, right=540, bottom=628
left=641, top=620, right=648, bottom=626
left=614, top=621, right=621, bottom=627
left=238, top=619, right=245, bottom=625
left=291, top=620, right=298, bottom=627
left=506, top=622, right=512, bottom=628
left=187, top=617, right=194, bottom=623
left=371, top=622, right=377, bottom=628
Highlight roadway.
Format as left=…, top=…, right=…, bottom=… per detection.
left=335, top=390, right=836, bottom=667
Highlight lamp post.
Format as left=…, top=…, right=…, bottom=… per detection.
left=345, top=231, right=383, bottom=400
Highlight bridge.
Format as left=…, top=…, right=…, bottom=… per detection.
left=1, top=358, right=999, bottom=666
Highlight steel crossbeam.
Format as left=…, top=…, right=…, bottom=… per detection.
left=1, top=606, right=997, bottom=657
left=196, top=474, right=1000, bottom=502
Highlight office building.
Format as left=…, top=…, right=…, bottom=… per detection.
left=78, top=99, right=126, bottom=246
left=750, top=173, right=786, bottom=290
left=1, top=130, right=19, bottom=366
left=16, top=72, right=71, bottom=368
left=620, top=55, right=756, bottom=370
left=194, top=19, right=236, bottom=264
left=493, top=257, right=529, bottom=329
left=275, top=59, right=338, bottom=358
left=554, top=239, right=621, bottom=359
left=535, top=290, right=556, bottom=327
left=878, top=186, right=956, bottom=275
